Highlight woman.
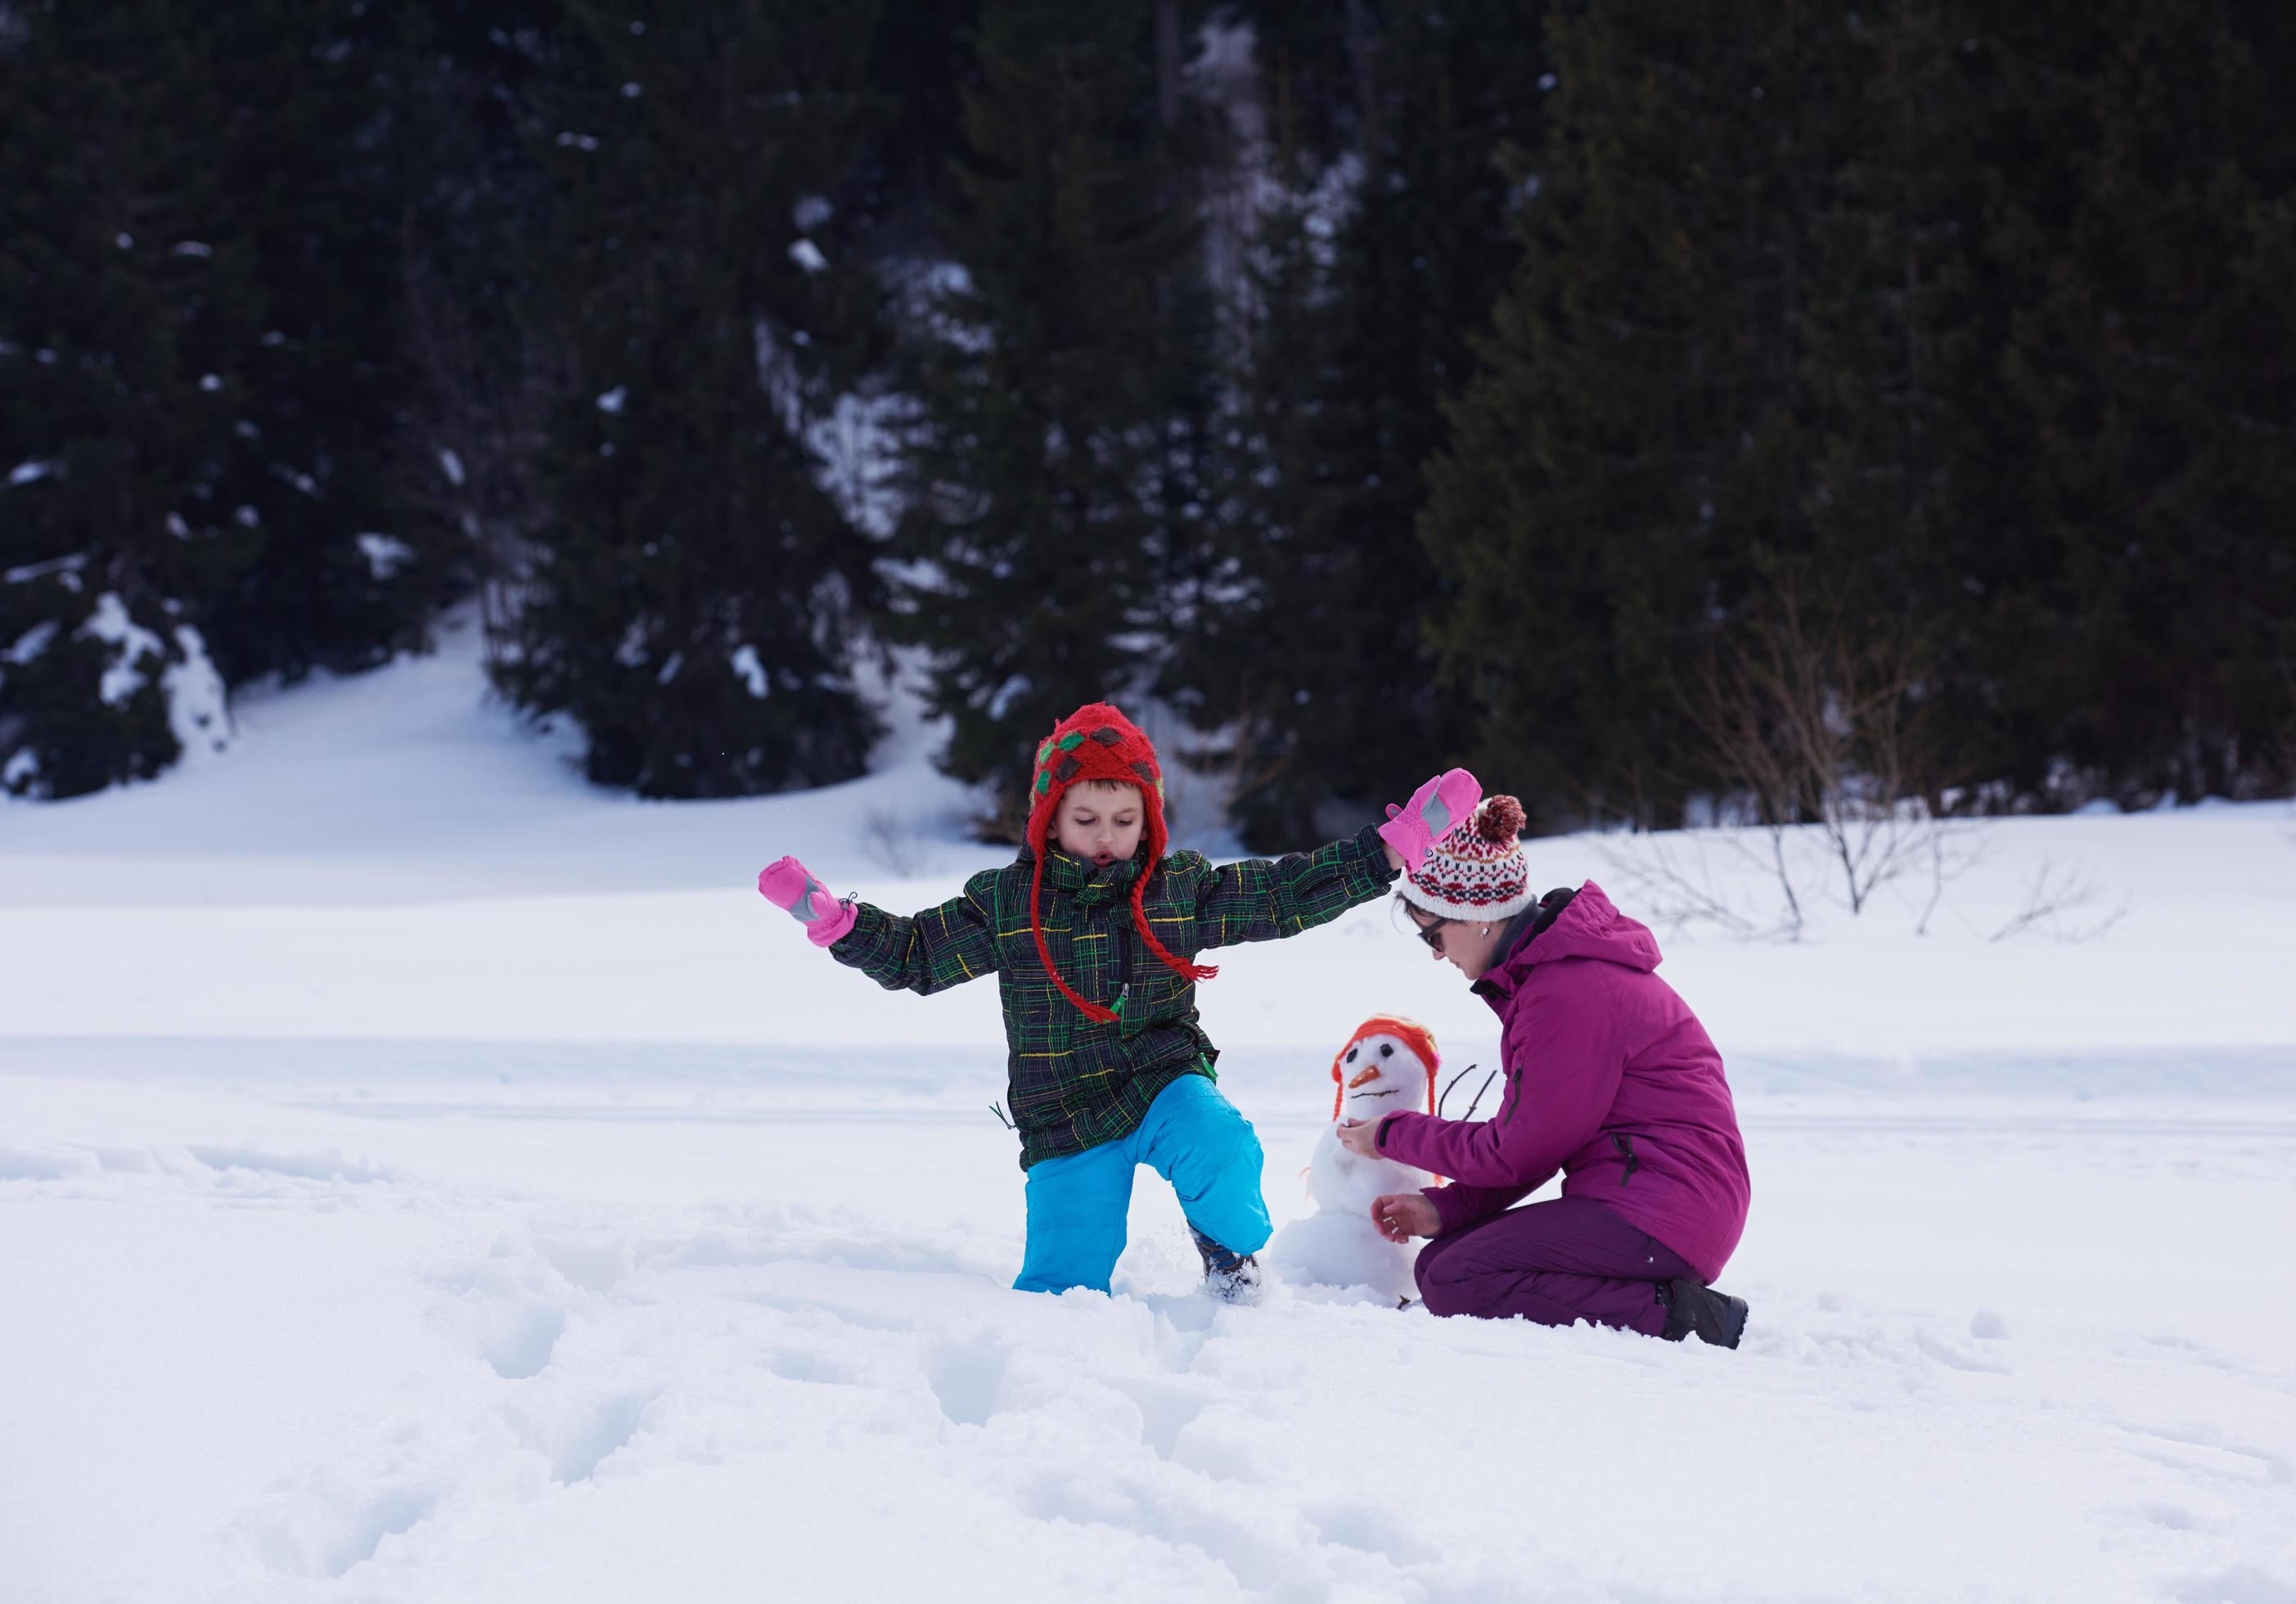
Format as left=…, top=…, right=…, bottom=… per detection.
left=1333, top=795, right=1753, bottom=1345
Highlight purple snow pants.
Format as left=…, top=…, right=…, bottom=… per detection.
left=1412, top=1196, right=1695, bottom=1335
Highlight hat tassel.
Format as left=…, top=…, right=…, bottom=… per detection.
left=1131, top=876, right=1218, bottom=985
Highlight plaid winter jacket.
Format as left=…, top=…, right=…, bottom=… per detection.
left=831, top=826, right=1397, bottom=1169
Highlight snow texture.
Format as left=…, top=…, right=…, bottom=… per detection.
left=728, top=644, right=768, bottom=700
left=162, top=624, right=232, bottom=763
left=2, top=615, right=2294, bottom=1601
left=355, top=533, right=413, bottom=581
left=81, top=591, right=161, bottom=707
left=7, top=620, right=59, bottom=665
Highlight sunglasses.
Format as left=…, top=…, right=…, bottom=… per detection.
left=1410, top=912, right=1450, bottom=955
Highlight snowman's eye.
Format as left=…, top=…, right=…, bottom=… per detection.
left=1344, top=1047, right=1357, bottom=1062
left=1379, top=1043, right=1393, bottom=1057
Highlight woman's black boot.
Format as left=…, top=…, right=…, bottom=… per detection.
left=1659, top=1277, right=1749, bottom=1348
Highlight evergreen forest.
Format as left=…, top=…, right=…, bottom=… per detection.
left=3, top=0, right=2291, bottom=844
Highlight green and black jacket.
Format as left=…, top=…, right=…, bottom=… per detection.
left=831, top=826, right=1397, bottom=1168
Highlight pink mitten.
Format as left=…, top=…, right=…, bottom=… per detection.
left=1376, top=768, right=1482, bottom=872
left=758, top=855, right=858, bottom=948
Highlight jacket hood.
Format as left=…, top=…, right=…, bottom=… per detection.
left=1478, top=881, right=1659, bottom=997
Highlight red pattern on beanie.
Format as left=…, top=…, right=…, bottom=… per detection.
left=1024, top=702, right=1217, bottom=1024
left=1402, top=795, right=1532, bottom=921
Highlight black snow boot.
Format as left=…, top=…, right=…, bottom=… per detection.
left=1189, top=1223, right=1263, bottom=1304
left=1659, top=1277, right=1749, bottom=1349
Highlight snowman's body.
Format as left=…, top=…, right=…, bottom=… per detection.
left=1266, top=1027, right=1438, bottom=1301
left=1307, top=1124, right=1431, bottom=1218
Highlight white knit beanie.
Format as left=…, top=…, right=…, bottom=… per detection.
left=1399, top=795, right=1531, bottom=921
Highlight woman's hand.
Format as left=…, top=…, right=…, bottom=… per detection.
left=1335, top=1116, right=1384, bottom=1158
left=1371, top=1192, right=1441, bottom=1243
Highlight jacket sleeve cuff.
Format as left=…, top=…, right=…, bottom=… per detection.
left=1426, top=1181, right=1501, bottom=1235
left=1374, top=1109, right=1434, bottom=1168
left=826, top=902, right=887, bottom=967
left=1348, top=823, right=1402, bottom=890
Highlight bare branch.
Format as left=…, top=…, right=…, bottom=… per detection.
left=1988, top=856, right=2130, bottom=944
left=1591, top=833, right=1764, bottom=939
left=855, top=804, right=939, bottom=878
left=1675, top=583, right=1977, bottom=928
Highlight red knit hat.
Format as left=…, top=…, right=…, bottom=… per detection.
left=1329, top=1015, right=1440, bottom=1120
left=1024, top=702, right=1215, bottom=1024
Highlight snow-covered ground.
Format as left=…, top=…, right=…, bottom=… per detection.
left=3, top=615, right=2294, bottom=1602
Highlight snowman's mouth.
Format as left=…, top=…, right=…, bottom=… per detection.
left=1349, top=1088, right=1398, bottom=1101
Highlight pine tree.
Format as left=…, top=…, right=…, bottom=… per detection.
left=855, top=0, right=984, bottom=225
left=1222, top=0, right=1373, bottom=169
left=497, top=0, right=890, bottom=799
left=1788, top=3, right=2001, bottom=798
left=379, top=2, right=567, bottom=656
left=1200, top=3, right=1550, bottom=841
left=1980, top=0, right=2296, bottom=803
left=1154, top=166, right=1327, bottom=842
left=1421, top=4, right=1856, bottom=830
left=894, top=0, right=1217, bottom=830
left=0, top=1, right=263, bottom=796
left=0, top=1, right=463, bottom=798
left=1161, top=2, right=1553, bottom=847
left=192, top=1, right=463, bottom=687
left=1427, top=0, right=2296, bottom=822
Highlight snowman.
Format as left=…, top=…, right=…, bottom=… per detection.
left=1265, top=1016, right=1440, bottom=1301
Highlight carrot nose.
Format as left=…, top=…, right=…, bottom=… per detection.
left=1347, top=1066, right=1382, bottom=1089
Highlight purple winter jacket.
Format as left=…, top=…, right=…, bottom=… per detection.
left=1373, top=881, right=1750, bottom=1282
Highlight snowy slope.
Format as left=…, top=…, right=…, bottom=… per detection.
left=2, top=616, right=2294, bottom=1602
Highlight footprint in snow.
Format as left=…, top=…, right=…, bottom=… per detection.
left=1305, top=1501, right=1438, bottom=1567
left=1111, top=1375, right=1209, bottom=1462
left=507, top=1386, right=659, bottom=1485
left=480, top=1300, right=565, bottom=1380
left=922, top=1331, right=1007, bottom=1427
left=770, top=1345, right=867, bottom=1387
left=232, top=1479, right=437, bottom=1580
left=1022, top=1474, right=1290, bottom=1593
left=427, top=1258, right=567, bottom=1379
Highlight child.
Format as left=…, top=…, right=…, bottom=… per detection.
left=759, top=701, right=1477, bottom=1300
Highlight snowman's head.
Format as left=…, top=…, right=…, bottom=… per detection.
left=1330, top=1016, right=1439, bottom=1122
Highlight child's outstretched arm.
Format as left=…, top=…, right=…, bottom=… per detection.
left=1183, top=829, right=1397, bottom=951
left=1183, top=768, right=1479, bottom=951
left=759, top=856, right=998, bottom=995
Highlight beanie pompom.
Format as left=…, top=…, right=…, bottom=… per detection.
left=1475, top=795, right=1526, bottom=844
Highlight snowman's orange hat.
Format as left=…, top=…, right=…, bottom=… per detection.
left=1330, top=1015, right=1440, bottom=1121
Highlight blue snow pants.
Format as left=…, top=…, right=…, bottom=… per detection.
left=1013, top=1072, right=1272, bottom=1295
